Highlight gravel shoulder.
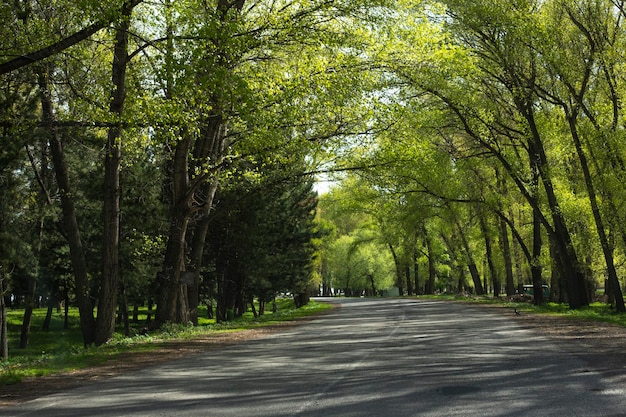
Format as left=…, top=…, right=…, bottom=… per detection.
left=2, top=302, right=626, bottom=407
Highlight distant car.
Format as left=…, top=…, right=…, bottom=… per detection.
left=522, top=284, right=550, bottom=299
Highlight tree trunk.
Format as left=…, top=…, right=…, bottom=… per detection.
left=38, top=71, right=95, bottom=345
left=455, top=219, right=484, bottom=295
left=499, top=216, right=515, bottom=297
left=20, top=216, right=43, bottom=348
left=146, top=299, right=153, bottom=325
left=467, top=264, right=482, bottom=295
left=42, top=296, right=54, bottom=331
left=249, top=296, right=257, bottom=318
left=413, top=249, right=420, bottom=294
left=549, top=240, right=563, bottom=303
left=388, top=243, right=404, bottom=294
left=479, top=213, right=500, bottom=297
left=19, top=276, right=36, bottom=348
left=496, top=170, right=516, bottom=297
left=530, top=205, right=544, bottom=305
left=404, top=263, right=412, bottom=296
left=422, top=225, right=436, bottom=294
left=187, top=180, right=220, bottom=325
left=95, top=4, right=132, bottom=346
left=118, top=284, right=131, bottom=337
left=368, top=274, right=377, bottom=296
left=156, top=211, right=190, bottom=326
left=528, top=140, right=544, bottom=305
left=132, top=304, right=139, bottom=323
left=526, top=110, right=587, bottom=308
left=566, top=114, right=625, bottom=312
left=0, top=271, right=7, bottom=361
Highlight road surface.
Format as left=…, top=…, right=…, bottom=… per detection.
left=3, top=298, right=625, bottom=416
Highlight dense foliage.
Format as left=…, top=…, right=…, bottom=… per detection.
left=3, top=0, right=626, bottom=359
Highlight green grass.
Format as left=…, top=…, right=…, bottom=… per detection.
left=0, top=299, right=333, bottom=386
left=418, top=293, right=626, bottom=327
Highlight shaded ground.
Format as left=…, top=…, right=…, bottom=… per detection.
left=2, top=302, right=626, bottom=407
left=0, top=324, right=297, bottom=407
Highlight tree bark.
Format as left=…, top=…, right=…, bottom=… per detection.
left=404, top=263, right=412, bottom=296
left=0, top=1, right=144, bottom=75
left=524, top=106, right=587, bottom=308
left=565, top=112, right=625, bottom=312
left=421, top=225, right=436, bottom=294
left=156, top=210, right=190, bottom=326
left=388, top=243, right=404, bottom=294
left=413, top=249, right=420, bottom=294
left=528, top=139, right=545, bottom=305
left=495, top=170, right=515, bottom=297
left=38, top=71, right=95, bottom=346
left=95, top=3, right=132, bottom=346
left=455, top=218, right=484, bottom=295
left=0, top=270, right=7, bottom=361
left=479, top=213, right=501, bottom=297
left=20, top=215, right=43, bottom=348
left=186, top=118, right=224, bottom=324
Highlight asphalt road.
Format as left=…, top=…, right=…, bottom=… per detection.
left=3, top=298, right=626, bottom=417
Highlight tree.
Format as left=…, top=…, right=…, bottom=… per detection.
left=393, top=0, right=591, bottom=307
left=95, top=1, right=136, bottom=346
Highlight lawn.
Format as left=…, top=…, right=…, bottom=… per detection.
left=0, top=299, right=333, bottom=385
left=420, top=293, right=626, bottom=327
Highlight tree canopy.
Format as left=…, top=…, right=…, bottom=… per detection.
left=3, top=0, right=626, bottom=357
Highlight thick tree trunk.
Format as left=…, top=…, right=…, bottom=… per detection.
left=96, top=5, right=131, bottom=345
left=549, top=240, right=563, bottom=303
left=156, top=211, right=190, bottom=326
left=467, top=264, right=482, bottom=295
left=187, top=180, right=219, bottom=325
left=566, top=114, right=625, bottom=312
left=525, top=109, right=588, bottom=308
left=39, top=71, right=95, bottom=346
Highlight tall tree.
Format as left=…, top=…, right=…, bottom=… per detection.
left=38, top=71, right=96, bottom=345
left=95, top=1, right=136, bottom=345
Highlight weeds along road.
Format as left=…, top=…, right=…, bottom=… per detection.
left=4, top=298, right=626, bottom=417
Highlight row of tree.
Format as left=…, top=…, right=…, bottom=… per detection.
left=317, top=0, right=626, bottom=313
left=3, top=0, right=626, bottom=358
left=0, top=0, right=392, bottom=355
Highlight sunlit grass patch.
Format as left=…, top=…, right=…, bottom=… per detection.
left=421, top=293, right=626, bottom=328
left=0, top=299, right=331, bottom=385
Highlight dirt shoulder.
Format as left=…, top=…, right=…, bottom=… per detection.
left=483, top=303, right=626, bottom=381
left=0, top=324, right=297, bottom=407
left=2, top=303, right=626, bottom=407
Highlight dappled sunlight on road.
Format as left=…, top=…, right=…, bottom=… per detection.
left=5, top=298, right=625, bottom=417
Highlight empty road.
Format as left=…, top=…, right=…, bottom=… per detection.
left=3, top=298, right=625, bottom=416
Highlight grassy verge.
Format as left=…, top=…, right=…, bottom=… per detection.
left=0, top=299, right=333, bottom=386
left=418, top=293, right=626, bottom=327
